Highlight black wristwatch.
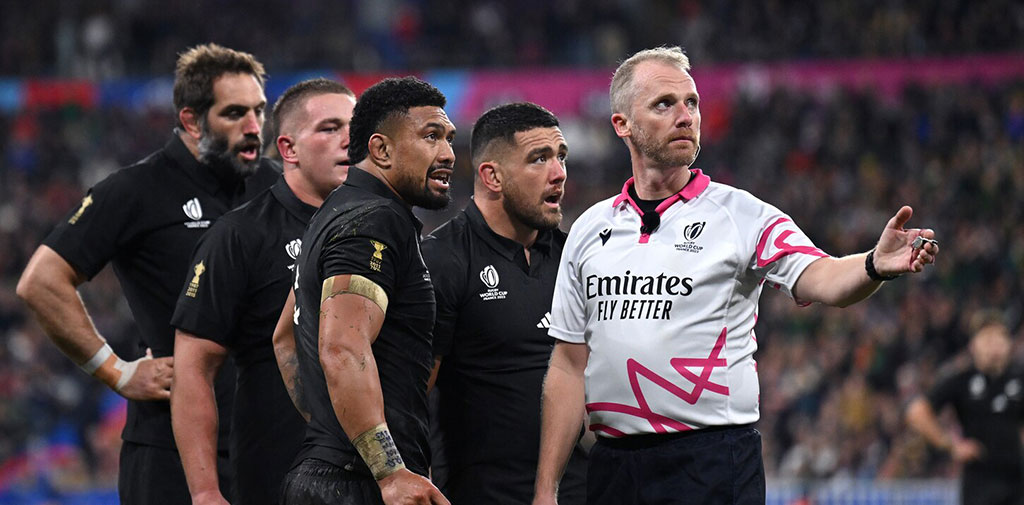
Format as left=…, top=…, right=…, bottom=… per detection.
left=865, top=249, right=898, bottom=281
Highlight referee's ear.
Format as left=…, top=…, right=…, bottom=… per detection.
left=478, top=161, right=502, bottom=194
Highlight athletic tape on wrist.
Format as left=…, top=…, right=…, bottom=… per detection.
left=352, top=423, right=406, bottom=480
left=80, top=343, right=114, bottom=374
left=113, top=358, right=141, bottom=392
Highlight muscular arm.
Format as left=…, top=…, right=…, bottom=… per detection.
left=319, top=274, right=447, bottom=504
left=16, top=245, right=172, bottom=399
left=793, top=206, right=938, bottom=307
left=273, top=288, right=309, bottom=421
left=171, top=331, right=229, bottom=505
left=534, top=341, right=589, bottom=505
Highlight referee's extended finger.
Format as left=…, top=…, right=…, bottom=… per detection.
left=887, top=206, right=914, bottom=231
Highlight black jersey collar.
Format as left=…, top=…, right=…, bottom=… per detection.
left=271, top=175, right=318, bottom=223
left=344, top=166, right=424, bottom=234
left=165, top=134, right=250, bottom=197
left=465, top=199, right=552, bottom=262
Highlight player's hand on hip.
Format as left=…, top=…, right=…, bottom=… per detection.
left=118, top=348, right=173, bottom=401
left=378, top=468, right=449, bottom=504
left=951, top=438, right=984, bottom=463
left=873, top=206, right=939, bottom=275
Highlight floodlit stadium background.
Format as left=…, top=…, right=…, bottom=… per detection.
left=0, top=1, right=1022, bottom=504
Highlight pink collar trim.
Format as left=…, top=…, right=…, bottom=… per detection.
left=612, top=169, right=711, bottom=212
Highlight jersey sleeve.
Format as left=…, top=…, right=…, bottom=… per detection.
left=548, top=220, right=588, bottom=344
left=42, top=171, right=142, bottom=279
left=420, top=234, right=465, bottom=357
left=925, top=369, right=962, bottom=411
left=748, top=206, right=828, bottom=301
left=319, top=206, right=406, bottom=300
left=170, top=217, right=251, bottom=347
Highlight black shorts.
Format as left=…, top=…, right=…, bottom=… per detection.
left=587, top=425, right=764, bottom=505
left=118, top=441, right=233, bottom=505
left=280, top=458, right=384, bottom=505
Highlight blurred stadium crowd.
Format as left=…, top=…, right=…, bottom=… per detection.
left=0, top=0, right=1022, bottom=500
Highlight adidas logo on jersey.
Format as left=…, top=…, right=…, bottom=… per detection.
left=537, top=312, right=552, bottom=329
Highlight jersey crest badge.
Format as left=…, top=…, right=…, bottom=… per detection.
left=183, top=198, right=211, bottom=228
left=69, top=195, right=93, bottom=224
left=370, top=240, right=387, bottom=272
left=185, top=261, right=205, bottom=298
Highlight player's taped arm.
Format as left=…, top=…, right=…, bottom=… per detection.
left=318, top=274, right=405, bottom=479
left=273, top=289, right=310, bottom=421
left=17, top=245, right=150, bottom=393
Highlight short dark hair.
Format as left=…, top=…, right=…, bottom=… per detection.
left=470, top=102, right=560, bottom=167
left=173, top=43, right=266, bottom=127
left=348, top=77, right=447, bottom=164
left=272, top=78, right=355, bottom=134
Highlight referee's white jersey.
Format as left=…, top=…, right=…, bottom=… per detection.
left=550, top=170, right=827, bottom=437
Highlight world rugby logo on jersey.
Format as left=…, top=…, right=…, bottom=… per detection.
left=285, top=239, right=301, bottom=271
left=478, top=264, right=508, bottom=301
left=675, top=221, right=705, bottom=253
left=182, top=198, right=211, bottom=229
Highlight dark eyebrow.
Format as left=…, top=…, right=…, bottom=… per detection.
left=424, top=121, right=455, bottom=134
left=526, top=146, right=555, bottom=159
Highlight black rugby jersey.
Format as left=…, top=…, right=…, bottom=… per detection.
left=422, top=200, right=587, bottom=505
left=292, top=167, right=434, bottom=478
left=43, top=135, right=278, bottom=449
left=171, top=176, right=312, bottom=504
left=927, top=365, right=1024, bottom=476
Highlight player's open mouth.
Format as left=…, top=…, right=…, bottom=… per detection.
left=238, top=145, right=260, bottom=161
left=428, top=169, right=451, bottom=190
left=544, top=191, right=562, bottom=208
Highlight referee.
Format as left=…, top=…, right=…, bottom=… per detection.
left=282, top=77, right=452, bottom=505
left=534, top=46, right=940, bottom=505
left=422, top=102, right=586, bottom=504
left=170, top=78, right=356, bottom=505
left=16, top=44, right=277, bottom=504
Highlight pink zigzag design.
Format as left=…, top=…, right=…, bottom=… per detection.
left=587, top=328, right=730, bottom=435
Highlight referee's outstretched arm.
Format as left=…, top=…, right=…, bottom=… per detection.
left=791, top=206, right=939, bottom=307
left=17, top=245, right=173, bottom=399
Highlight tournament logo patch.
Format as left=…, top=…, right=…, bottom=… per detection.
left=69, top=195, right=93, bottom=224
left=183, top=198, right=211, bottom=229
left=675, top=221, right=705, bottom=253
left=286, top=239, right=301, bottom=271
left=478, top=264, right=507, bottom=301
left=370, top=240, right=387, bottom=272
left=185, top=261, right=205, bottom=298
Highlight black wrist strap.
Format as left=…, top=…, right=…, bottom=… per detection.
left=865, top=249, right=897, bottom=281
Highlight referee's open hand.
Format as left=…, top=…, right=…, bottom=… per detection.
left=118, top=348, right=173, bottom=401
left=378, top=468, right=449, bottom=504
left=872, top=206, right=939, bottom=276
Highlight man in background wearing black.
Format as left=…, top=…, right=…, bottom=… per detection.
left=282, top=76, right=453, bottom=505
left=423, top=102, right=587, bottom=504
left=16, top=43, right=278, bottom=504
left=171, top=78, right=356, bottom=505
left=907, top=314, right=1024, bottom=505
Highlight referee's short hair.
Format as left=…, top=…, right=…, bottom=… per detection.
left=173, top=43, right=266, bottom=127
left=272, top=78, right=355, bottom=135
left=470, top=102, right=560, bottom=167
left=348, top=77, right=447, bottom=165
left=610, top=46, right=691, bottom=116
